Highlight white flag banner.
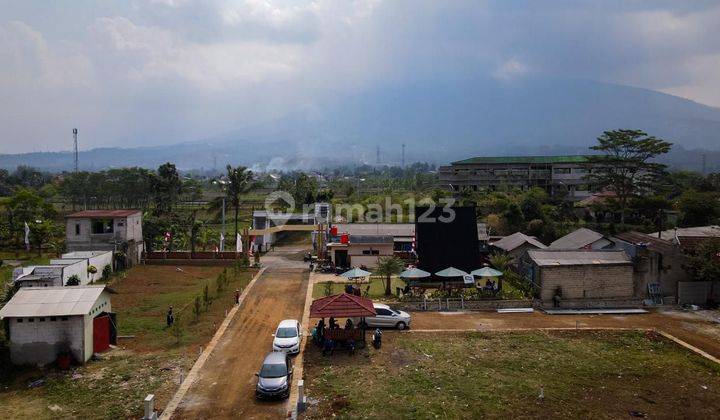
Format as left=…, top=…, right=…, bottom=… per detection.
left=236, top=233, right=242, bottom=253
left=24, top=222, right=30, bottom=251
left=219, top=232, right=225, bottom=252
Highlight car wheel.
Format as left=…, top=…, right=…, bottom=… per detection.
left=396, top=321, right=406, bottom=330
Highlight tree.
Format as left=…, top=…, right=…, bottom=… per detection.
left=678, top=190, right=720, bottom=227
left=153, top=163, right=182, bottom=214
left=685, top=239, right=720, bottom=283
left=212, top=165, right=255, bottom=239
left=375, top=256, right=405, bottom=296
left=5, top=188, right=56, bottom=251
left=586, top=129, right=672, bottom=225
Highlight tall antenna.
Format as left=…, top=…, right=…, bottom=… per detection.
left=702, top=153, right=707, bottom=175
left=73, top=128, right=78, bottom=173
left=402, top=143, right=406, bottom=167
left=376, top=145, right=381, bottom=165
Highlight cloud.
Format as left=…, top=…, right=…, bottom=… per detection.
left=0, top=0, right=719, bottom=153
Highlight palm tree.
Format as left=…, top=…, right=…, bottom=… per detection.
left=210, top=165, right=256, bottom=239
left=375, top=256, right=405, bottom=296
left=488, top=252, right=513, bottom=293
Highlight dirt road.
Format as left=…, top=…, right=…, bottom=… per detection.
left=410, top=309, right=720, bottom=358
left=173, top=252, right=309, bottom=419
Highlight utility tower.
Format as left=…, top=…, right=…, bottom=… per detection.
left=73, top=128, right=78, bottom=173
left=702, top=153, right=707, bottom=175
left=376, top=145, right=381, bottom=165
left=402, top=143, right=406, bottom=167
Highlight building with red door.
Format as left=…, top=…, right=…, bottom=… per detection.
left=0, top=286, right=115, bottom=366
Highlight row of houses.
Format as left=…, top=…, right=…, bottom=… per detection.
left=491, top=225, right=720, bottom=306
left=12, top=251, right=113, bottom=288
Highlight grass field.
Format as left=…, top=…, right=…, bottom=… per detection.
left=0, top=264, right=257, bottom=419
left=304, top=330, right=720, bottom=419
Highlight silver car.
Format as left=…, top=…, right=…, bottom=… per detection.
left=255, top=352, right=292, bottom=400
left=356, top=303, right=411, bottom=330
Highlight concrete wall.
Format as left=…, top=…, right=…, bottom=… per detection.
left=59, top=251, right=113, bottom=283
left=348, top=243, right=393, bottom=268
left=66, top=214, right=143, bottom=252
left=9, top=315, right=85, bottom=365
left=60, top=260, right=89, bottom=285
left=538, top=264, right=634, bottom=302
left=678, top=281, right=720, bottom=305
left=124, top=213, right=143, bottom=242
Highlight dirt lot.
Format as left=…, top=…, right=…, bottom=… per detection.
left=173, top=266, right=309, bottom=419
left=303, top=330, right=720, bottom=419
left=409, top=309, right=720, bottom=358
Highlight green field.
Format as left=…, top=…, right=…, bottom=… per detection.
left=304, top=330, right=720, bottom=419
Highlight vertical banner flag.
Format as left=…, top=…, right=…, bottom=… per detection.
left=236, top=233, right=242, bottom=253
left=24, top=222, right=30, bottom=251
left=219, top=232, right=225, bottom=252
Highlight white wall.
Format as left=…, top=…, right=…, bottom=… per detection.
left=60, top=251, right=113, bottom=283
left=60, top=260, right=89, bottom=285
left=9, top=315, right=85, bottom=365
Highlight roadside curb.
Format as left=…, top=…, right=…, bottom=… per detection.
left=287, top=270, right=317, bottom=416
left=657, top=330, right=720, bottom=365
left=160, top=267, right=267, bottom=419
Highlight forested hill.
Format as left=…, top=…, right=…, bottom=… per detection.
left=2, top=78, right=719, bottom=172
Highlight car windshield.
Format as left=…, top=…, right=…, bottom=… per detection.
left=260, top=363, right=287, bottom=378
left=389, top=308, right=401, bottom=315
left=276, top=327, right=297, bottom=338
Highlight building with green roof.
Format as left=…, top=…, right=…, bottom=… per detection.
left=438, top=155, right=599, bottom=200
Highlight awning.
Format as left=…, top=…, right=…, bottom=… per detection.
left=310, top=293, right=376, bottom=318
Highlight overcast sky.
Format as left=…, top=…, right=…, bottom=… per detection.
left=1, top=0, right=719, bottom=153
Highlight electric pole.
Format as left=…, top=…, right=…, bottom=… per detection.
left=402, top=143, right=406, bottom=167
left=73, top=128, right=79, bottom=173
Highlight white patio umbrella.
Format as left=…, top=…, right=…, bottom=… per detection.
left=435, top=267, right=469, bottom=278
left=399, top=267, right=431, bottom=279
left=471, top=267, right=503, bottom=277
left=340, top=267, right=372, bottom=279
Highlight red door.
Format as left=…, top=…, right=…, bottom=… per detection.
left=93, top=315, right=110, bottom=353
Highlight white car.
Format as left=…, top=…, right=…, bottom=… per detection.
left=272, top=319, right=302, bottom=354
left=356, top=303, right=411, bottom=330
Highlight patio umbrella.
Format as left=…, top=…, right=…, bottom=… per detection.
left=399, top=267, right=431, bottom=279
left=340, top=267, right=372, bottom=279
left=435, top=267, right=469, bottom=278
left=471, top=267, right=503, bottom=277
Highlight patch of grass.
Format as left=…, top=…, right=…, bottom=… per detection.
left=304, top=331, right=720, bottom=419
left=312, top=276, right=406, bottom=299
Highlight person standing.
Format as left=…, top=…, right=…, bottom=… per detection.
left=234, top=289, right=240, bottom=305
left=166, top=306, right=174, bottom=327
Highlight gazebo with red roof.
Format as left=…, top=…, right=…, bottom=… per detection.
left=310, top=293, right=376, bottom=318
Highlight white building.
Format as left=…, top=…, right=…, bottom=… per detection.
left=65, top=209, right=144, bottom=265
left=13, top=259, right=88, bottom=288
left=0, top=286, right=115, bottom=365
left=55, top=251, right=113, bottom=283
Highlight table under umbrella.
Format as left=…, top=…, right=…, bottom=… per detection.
left=340, top=267, right=372, bottom=279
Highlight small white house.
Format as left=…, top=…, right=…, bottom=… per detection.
left=0, top=286, right=115, bottom=365
left=13, top=259, right=88, bottom=288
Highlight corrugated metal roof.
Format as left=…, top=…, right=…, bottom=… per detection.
left=310, top=293, right=376, bottom=318
left=528, top=250, right=630, bottom=267
left=549, top=228, right=604, bottom=249
left=66, top=209, right=141, bottom=218
left=613, top=231, right=676, bottom=254
left=452, top=155, right=592, bottom=165
left=335, top=223, right=415, bottom=237
left=0, top=286, right=107, bottom=318
left=491, top=232, right=547, bottom=252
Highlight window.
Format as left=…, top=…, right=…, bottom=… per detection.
left=28, top=318, right=34, bottom=323
left=39, top=317, right=45, bottom=322
left=75, top=224, right=81, bottom=235
left=17, top=318, right=23, bottom=323
left=362, top=249, right=380, bottom=255
left=91, top=219, right=114, bottom=234
left=61, top=316, right=68, bottom=321
left=573, top=168, right=588, bottom=174
left=375, top=308, right=391, bottom=316
left=50, top=317, right=57, bottom=321
left=553, top=168, right=571, bottom=174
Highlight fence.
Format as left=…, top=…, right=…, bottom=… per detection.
left=143, top=251, right=247, bottom=266
left=392, top=297, right=534, bottom=312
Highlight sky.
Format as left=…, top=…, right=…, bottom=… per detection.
left=1, top=0, right=719, bottom=153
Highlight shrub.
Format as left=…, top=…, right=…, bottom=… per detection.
left=102, top=264, right=112, bottom=281
left=323, top=281, right=333, bottom=297
left=66, top=275, right=81, bottom=286
left=87, top=265, right=97, bottom=274
left=193, top=296, right=202, bottom=321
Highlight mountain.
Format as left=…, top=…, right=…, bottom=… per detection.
left=2, top=77, right=720, bottom=172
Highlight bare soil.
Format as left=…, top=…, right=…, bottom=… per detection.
left=173, top=266, right=309, bottom=419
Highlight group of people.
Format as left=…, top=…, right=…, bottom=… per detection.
left=312, top=317, right=359, bottom=356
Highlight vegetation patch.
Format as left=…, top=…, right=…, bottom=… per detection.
left=303, top=330, right=720, bottom=419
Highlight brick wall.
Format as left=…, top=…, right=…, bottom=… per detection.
left=539, top=264, right=634, bottom=301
